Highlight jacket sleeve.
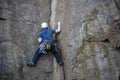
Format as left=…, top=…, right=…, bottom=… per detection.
left=52, top=30, right=55, bottom=34
left=38, top=32, right=42, bottom=38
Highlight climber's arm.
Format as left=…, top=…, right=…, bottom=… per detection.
left=55, top=22, right=61, bottom=33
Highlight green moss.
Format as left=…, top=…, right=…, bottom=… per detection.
left=76, top=44, right=86, bottom=63
left=75, top=42, right=103, bottom=80
left=0, top=72, right=14, bottom=80
left=105, top=47, right=113, bottom=71
left=102, top=44, right=111, bottom=65
left=103, top=44, right=116, bottom=79
left=91, top=54, right=101, bottom=80
left=88, top=43, right=101, bottom=80
left=76, top=42, right=95, bottom=59
left=27, top=36, right=34, bottom=46
left=27, top=36, right=35, bottom=53
left=118, top=0, right=120, bottom=5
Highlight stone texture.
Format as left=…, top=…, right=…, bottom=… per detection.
left=54, top=0, right=120, bottom=80
left=0, top=0, right=120, bottom=80
left=0, top=0, right=53, bottom=80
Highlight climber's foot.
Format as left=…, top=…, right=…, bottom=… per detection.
left=27, top=61, right=35, bottom=67
left=59, top=61, right=63, bottom=65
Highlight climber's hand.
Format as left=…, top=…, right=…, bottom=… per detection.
left=58, top=22, right=60, bottom=27
left=56, top=22, right=61, bottom=33
left=38, top=37, right=42, bottom=43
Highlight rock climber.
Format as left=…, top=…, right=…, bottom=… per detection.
left=27, top=22, right=63, bottom=66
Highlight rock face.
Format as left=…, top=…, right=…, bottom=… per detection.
left=0, top=0, right=120, bottom=80
left=0, top=0, right=53, bottom=80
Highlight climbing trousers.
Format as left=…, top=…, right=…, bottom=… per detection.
left=31, top=42, right=63, bottom=65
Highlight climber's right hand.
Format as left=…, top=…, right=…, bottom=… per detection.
left=55, top=22, right=61, bottom=33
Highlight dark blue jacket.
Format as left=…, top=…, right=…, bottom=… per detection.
left=39, top=28, right=55, bottom=42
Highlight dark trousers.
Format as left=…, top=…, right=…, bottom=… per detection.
left=32, top=44, right=62, bottom=65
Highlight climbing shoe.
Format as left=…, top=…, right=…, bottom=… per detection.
left=59, top=61, right=63, bottom=65
left=27, top=61, right=35, bottom=66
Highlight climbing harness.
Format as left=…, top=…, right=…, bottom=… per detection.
left=45, top=42, right=52, bottom=51
left=39, top=40, right=53, bottom=54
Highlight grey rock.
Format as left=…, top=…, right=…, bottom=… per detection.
left=0, top=0, right=120, bottom=80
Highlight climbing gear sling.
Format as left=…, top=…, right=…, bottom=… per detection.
left=39, top=40, right=53, bottom=54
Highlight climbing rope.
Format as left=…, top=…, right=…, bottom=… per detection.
left=56, top=47, right=66, bottom=80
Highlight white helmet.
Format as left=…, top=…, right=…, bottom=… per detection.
left=41, top=22, right=48, bottom=28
